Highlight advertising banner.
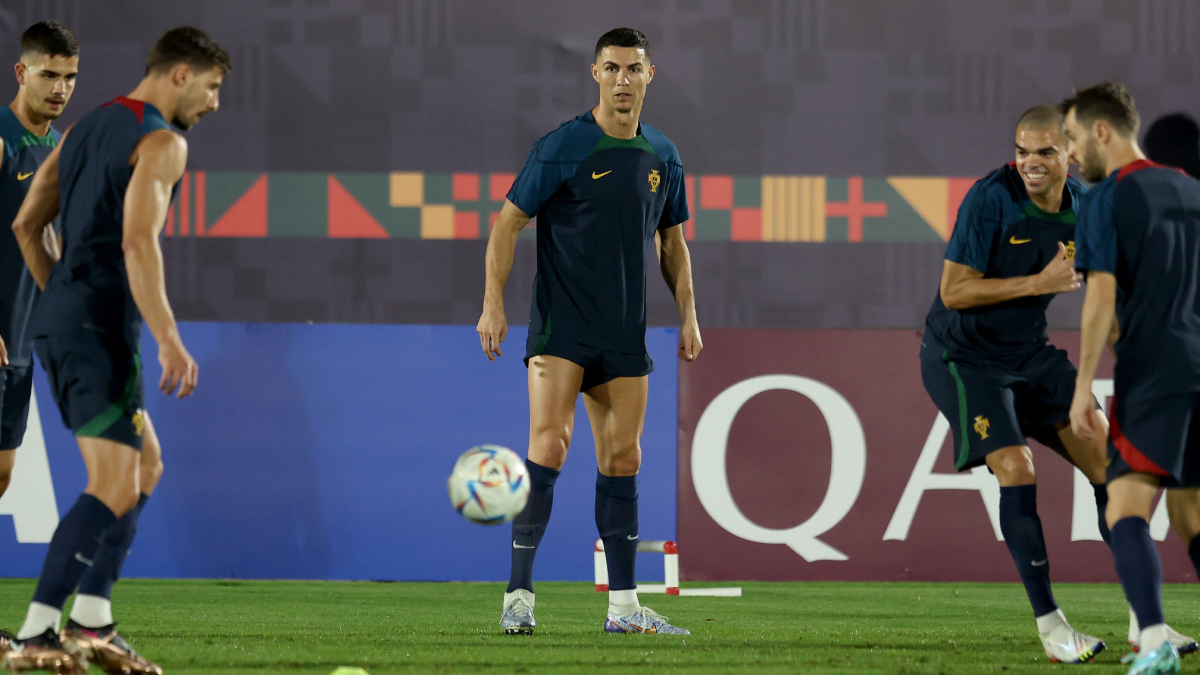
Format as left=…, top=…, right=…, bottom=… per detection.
left=678, top=329, right=1194, bottom=582
left=0, top=324, right=679, bottom=581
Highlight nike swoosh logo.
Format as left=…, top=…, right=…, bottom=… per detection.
left=1031, top=559, right=1047, bottom=566
left=75, top=553, right=94, bottom=566
left=513, top=542, right=536, bottom=549
left=627, top=535, right=638, bottom=540
left=592, top=171, right=612, bottom=179
left=17, top=171, right=33, bottom=180
left=1010, top=236, right=1032, bottom=244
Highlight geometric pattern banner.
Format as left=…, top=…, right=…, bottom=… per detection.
left=166, top=171, right=981, bottom=243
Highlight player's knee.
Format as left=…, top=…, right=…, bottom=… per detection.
left=143, top=455, right=164, bottom=486
left=1166, top=491, right=1200, bottom=542
left=987, top=446, right=1036, bottom=487
left=598, top=443, right=641, bottom=477
left=528, top=428, right=570, bottom=470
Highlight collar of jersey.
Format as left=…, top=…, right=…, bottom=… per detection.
left=583, top=110, right=657, bottom=157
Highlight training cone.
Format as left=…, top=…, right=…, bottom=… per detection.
left=330, top=669, right=369, bottom=675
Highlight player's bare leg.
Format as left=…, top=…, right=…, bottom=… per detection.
left=987, top=445, right=1104, bottom=662
left=1056, top=413, right=1112, bottom=542
left=501, top=356, right=584, bottom=635
left=62, top=417, right=164, bottom=674
left=584, top=376, right=686, bottom=635
left=4, top=438, right=139, bottom=674
left=0, top=448, right=13, bottom=498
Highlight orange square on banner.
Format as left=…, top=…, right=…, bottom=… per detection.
left=731, top=208, right=763, bottom=241
left=455, top=211, right=480, bottom=238
left=453, top=173, right=480, bottom=201
left=490, top=173, right=516, bottom=202
left=700, top=175, right=733, bottom=210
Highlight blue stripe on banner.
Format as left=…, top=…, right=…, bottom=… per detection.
left=1, top=323, right=678, bottom=582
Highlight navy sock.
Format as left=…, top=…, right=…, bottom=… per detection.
left=1189, top=533, right=1200, bottom=580
left=999, top=485, right=1058, bottom=617
left=506, top=460, right=559, bottom=593
left=32, top=494, right=117, bottom=609
left=1111, top=516, right=1164, bottom=628
left=595, top=472, right=638, bottom=592
left=77, top=493, right=148, bottom=600
left=1093, top=483, right=1112, bottom=546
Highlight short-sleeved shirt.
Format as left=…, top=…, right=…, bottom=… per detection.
left=1075, top=159, right=1200, bottom=404
left=924, top=163, right=1086, bottom=364
left=508, top=110, right=688, bottom=355
left=33, top=97, right=179, bottom=352
left=0, top=107, right=60, bottom=367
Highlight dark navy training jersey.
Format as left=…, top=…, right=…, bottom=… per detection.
left=924, top=163, right=1086, bottom=363
left=0, top=107, right=60, bottom=367
left=1075, top=159, right=1200, bottom=403
left=508, top=110, right=688, bottom=354
left=33, top=97, right=178, bottom=351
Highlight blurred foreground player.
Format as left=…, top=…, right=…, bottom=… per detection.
left=0, top=21, right=77, bottom=510
left=1068, top=82, right=1200, bottom=675
left=2, top=27, right=229, bottom=675
left=920, top=105, right=1111, bottom=663
left=477, top=28, right=700, bottom=636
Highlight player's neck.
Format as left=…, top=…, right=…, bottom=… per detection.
left=8, top=94, right=52, bottom=137
left=1029, top=183, right=1064, bottom=213
left=1104, top=139, right=1147, bottom=177
left=126, top=78, right=178, bottom=126
left=592, top=103, right=641, bottom=140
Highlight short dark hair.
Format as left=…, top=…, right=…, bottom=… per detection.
left=1060, top=81, right=1140, bottom=137
left=20, top=20, right=79, bottom=59
left=1017, top=104, right=1064, bottom=132
left=594, top=28, right=652, bottom=62
left=145, top=26, right=232, bottom=77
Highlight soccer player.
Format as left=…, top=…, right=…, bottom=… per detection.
left=0, top=21, right=77, bottom=503
left=476, top=28, right=700, bottom=636
left=1067, top=82, right=1200, bottom=675
left=0, top=19, right=78, bottom=655
left=1, top=27, right=229, bottom=675
left=920, top=105, right=1111, bottom=663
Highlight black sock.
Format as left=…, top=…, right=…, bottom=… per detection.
left=1188, top=533, right=1200, bottom=580
left=595, top=472, right=638, bottom=592
left=506, top=460, right=559, bottom=593
left=1093, top=483, right=1112, bottom=546
left=999, top=485, right=1058, bottom=617
left=32, top=494, right=117, bottom=609
left=76, top=493, right=148, bottom=601
left=1111, top=516, right=1164, bottom=628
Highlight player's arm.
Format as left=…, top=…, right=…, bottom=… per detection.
left=939, top=241, right=1081, bottom=310
left=11, top=134, right=67, bottom=289
left=477, top=199, right=531, bottom=361
left=1070, top=271, right=1117, bottom=440
left=659, top=223, right=702, bottom=362
left=123, top=130, right=197, bottom=398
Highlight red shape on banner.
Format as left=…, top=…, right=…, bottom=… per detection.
left=946, top=177, right=977, bottom=239
left=454, top=211, right=480, bottom=239
left=328, top=175, right=388, bottom=239
left=684, top=175, right=696, bottom=240
left=453, top=173, right=480, bottom=201
left=731, top=208, right=762, bottom=241
left=825, top=177, right=887, bottom=242
left=700, top=175, right=734, bottom=210
left=206, top=175, right=268, bottom=237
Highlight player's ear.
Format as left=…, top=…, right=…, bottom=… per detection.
left=591, top=62, right=600, bottom=83
left=171, top=63, right=191, bottom=88
left=646, top=63, right=654, bottom=83
left=1094, top=119, right=1110, bottom=146
left=14, top=62, right=25, bottom=87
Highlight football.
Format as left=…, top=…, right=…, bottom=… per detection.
left=448, top=445, right=531, bottom=525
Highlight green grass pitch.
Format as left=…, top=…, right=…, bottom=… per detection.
left=1, top=579, right=1195, bottom=673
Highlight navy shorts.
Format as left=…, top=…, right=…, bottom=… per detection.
left=921, top=340, right=1083, bottom=471
left=0, top=366, right=33, bottom=449
left=1108, top=393, right=1200, bottom=488
left=35, top=336, right=146, bottom=450
left=525, top=334, right=653, bottom=392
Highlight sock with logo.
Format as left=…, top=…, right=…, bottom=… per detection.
left=1093, top=483, right=1111, bottom=546
left=999, top=485, right=1058, bottom=617
left=506, top=460, right=559, bottom=594
left=596, top=471, right=638, bottom=594
left=1111, top=516, right=1164, bottom=631
left=1187, top=533, right=1200, bottom=579
left=72, top=493, right=148, bottom=626
left=20, top=494, right=116, bottom=638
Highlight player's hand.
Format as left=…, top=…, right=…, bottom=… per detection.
left=679, top=317, right=703, bottom=362
left=157, top=337, right=198, bottom=399
left=477, top=302, right=507, bottom=361
left=1035, top=242, right=1083, bottom=295
left=1069, top=385, right=1097, bottom=441
left=0, top=335, right=7, bottom=366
